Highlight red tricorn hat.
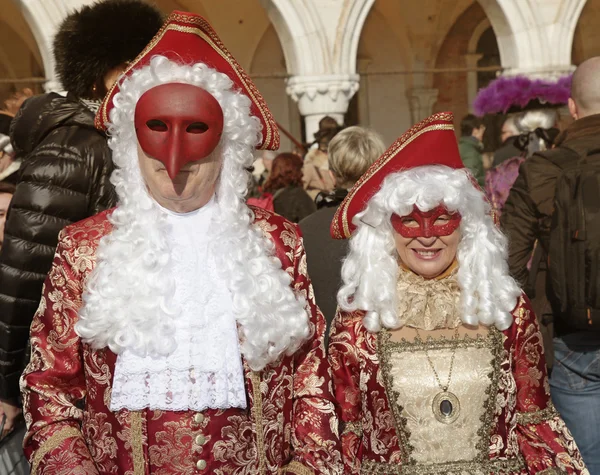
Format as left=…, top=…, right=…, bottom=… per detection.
left=331, top=112, right=463, bottom=239
left=95, top=11, right=279, bottom=151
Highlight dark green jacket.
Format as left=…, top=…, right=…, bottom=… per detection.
left=458, top=136, right=485, bottom=187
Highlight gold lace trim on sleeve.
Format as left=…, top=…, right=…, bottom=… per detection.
left=341, top=420, right=363, bottom=437
left=537, top=468, right=567, bottom=475
left=278, top=460, right=315, bottom=475
left=515, top=402, right=559, bottom=426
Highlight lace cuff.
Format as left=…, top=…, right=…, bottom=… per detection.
left=341, top=420, right=363, bottom=437
left=516, top=402, right=559, bottom=426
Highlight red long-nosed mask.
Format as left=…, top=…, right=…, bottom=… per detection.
left=391, top=205, right=461, bottom=238
left=135, top=83, right=224, bottom=179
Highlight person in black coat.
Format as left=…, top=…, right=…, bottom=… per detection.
left=0, top=0, right=163, bottom=438
left=299, top=126, right=385, bottom=338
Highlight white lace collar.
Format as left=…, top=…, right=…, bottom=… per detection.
left=110, top=197, right=247, bottom=412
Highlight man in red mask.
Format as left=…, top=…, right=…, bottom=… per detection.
left=20, top=12, right=341, bottom=475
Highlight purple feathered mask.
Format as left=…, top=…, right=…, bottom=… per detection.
left=473, top=75, right=572, bottom=116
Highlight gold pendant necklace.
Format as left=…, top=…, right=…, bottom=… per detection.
left=414, top=326, right=461, bottom=424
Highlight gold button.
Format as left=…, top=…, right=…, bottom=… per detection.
left=194, top=413, right=205, bottom=424
left=196, top=459, right=207, bottom=470
left=195, top=434, right=206, bottom=446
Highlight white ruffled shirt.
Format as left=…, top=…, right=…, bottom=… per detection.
left=110, top=198, right=247, bottom=412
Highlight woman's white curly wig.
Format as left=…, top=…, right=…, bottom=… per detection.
left=338, top=165, right=521, bottom=332
left=75, top=56, right=310, bottom=370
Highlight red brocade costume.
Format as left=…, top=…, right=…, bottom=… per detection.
left=329, top=298, right=587, bottom=474
left=327, top=112, right=587, bottom=474
left=21, top=208, right=340, bottom=475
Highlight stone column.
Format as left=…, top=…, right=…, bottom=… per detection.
left=406, top=88, right=439, bottom=124
left=286, top=74, right=360, bottom=143
left=464, top=53, right=483, bottom=113
left=18, top=0, right=98, bottom=92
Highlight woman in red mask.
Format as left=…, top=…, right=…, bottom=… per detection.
left=327, top=112, right=588, bottom=474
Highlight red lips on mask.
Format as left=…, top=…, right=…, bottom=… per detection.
left=391, top=205, right=461, bottom=238
left=135, top=83, right=224, bottom=179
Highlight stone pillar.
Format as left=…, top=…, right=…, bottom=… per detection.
left=407, top=88, right=439, bottom=124
left=17, top=0, right=98, bottom=92
left=286, top=74, right=360, bottom=143
left=464, top=53, right=483, bottom=113
left=478, top=0, right=586, bottom=79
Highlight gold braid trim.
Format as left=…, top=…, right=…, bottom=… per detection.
left=537, top=468, right=567, bottom=475
left=341, top=420, right=363, bottom=438
left=337, top=121, right=454, bottom=238
left=30, top=426, right=83, bottom=474
left=129, top=411, right=146, bottom=474
left=279, top=461, right=315, bottom=475
left=251, top=371, right=267, bottom=475
left=361, top=456, right=526, bottom=475
left=516, top=402, right=559, bottom=426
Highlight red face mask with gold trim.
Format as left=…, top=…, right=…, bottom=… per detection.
left=391, top=205, right=461, bottom=238
left=135, top=83, right=224, bottom=179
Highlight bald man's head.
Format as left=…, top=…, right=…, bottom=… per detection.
left=570, top=57, right=600, bottom=119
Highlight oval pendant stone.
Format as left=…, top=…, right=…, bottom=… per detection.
left=440, top=399, right=453, bottom=416
left=432, top=391, right=461, bottom=424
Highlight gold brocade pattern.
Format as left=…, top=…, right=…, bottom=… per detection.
left=388, top=344, right=493, bottom=462
left=30, top=426, right=82, bottom=474
left=377, top=328, right=504, bottom=467
left=396, top=268, right=461, bottom=330
left=22, top=211, right=341, bottom=474
left=360, top=456, right=527, bottom=475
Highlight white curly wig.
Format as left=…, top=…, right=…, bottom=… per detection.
left=338, top=165, right=521, bottom=332
left=75, top=56, right=310, bottom=370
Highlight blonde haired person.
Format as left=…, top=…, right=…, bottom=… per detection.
left=300, top=126, right=384, bottom=334
left=328, top=126, right=386, bottom=190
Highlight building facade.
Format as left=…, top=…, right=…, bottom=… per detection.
left=3, top=0, right=600, bottom=148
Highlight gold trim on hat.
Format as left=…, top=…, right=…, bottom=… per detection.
left=97, top=13, right=279, bottom=150
left=336, top=115, right=454, bottom=238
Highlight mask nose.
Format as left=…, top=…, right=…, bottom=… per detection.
left=164, top=127, right=183, bottom=180
left=421, top=219, right=433, bottom=238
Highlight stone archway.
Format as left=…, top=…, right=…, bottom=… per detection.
left=11, top=0, right=88, bottom=91
left=261, top=0, right=372, bottom=141
left=477, top=0, right=587, bottom=77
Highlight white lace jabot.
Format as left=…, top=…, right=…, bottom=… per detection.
left=110, top=198, right=247, bottom=412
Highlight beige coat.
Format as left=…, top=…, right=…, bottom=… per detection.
left=302, top=149, right=335, bottom=199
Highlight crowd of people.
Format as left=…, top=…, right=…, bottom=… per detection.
left=0, top=1, right=598, bottom=474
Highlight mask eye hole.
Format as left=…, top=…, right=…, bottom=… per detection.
left=401, top=217, right=419, bottom=228
left=146, top=119, right=168, bottom=132
left=186, top=122, right=209, bottom=134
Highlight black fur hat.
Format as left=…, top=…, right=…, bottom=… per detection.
left=53, top=0, right=163, bottom=99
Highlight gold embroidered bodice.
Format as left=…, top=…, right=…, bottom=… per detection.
left=379, top=329, right=505, bottom=468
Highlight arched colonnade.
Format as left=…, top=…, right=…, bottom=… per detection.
left=11, top=0, right=591, bottom=141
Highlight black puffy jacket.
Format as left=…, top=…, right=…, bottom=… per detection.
left=0, top=93, right=116, bottom=402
